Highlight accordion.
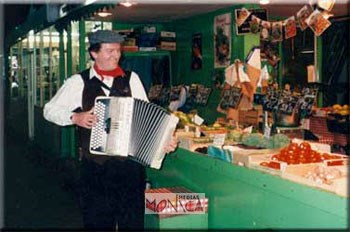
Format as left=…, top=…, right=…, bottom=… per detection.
left=90, top=96, right=179, bottom=169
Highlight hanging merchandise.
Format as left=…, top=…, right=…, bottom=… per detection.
left=250, top=15, right=262, bottom=34
left=235, top=8, right=268, bottom=35
left=296, top=5, right=313, bottom=31
left=305, top=9, right=332, bottom=36
left=317, top=0, right=336, bottom=11
left=257, top=65, right=270, bottom=93
left=271, top=21, right=283, bottom=42
left=236, top=1, right=336, bottom=40
left=260, top=21, right=271, bottom=41
left=236, top=8, right=251, bottom=27
left=284, top=16, right=297, bottom=40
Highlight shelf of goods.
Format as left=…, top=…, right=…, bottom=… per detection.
left=146, top=147, right=348, bottom=229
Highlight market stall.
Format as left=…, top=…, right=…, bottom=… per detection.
left=146, top=147, right=348, bottom=229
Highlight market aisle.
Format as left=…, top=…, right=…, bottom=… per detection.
left=3, top=132, right=83, bottom=230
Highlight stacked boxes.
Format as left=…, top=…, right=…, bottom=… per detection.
left=160, top=31, right=176, bottom=51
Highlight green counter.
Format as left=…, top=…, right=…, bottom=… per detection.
left=146, top=148, right=348, bottom=229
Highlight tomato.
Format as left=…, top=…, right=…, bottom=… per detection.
left=299, top=142, right=311, bottom=152
left=309, top=150, right=318, bottom=158
left=260, top=162, right=269, bottom=167
left=288, top=159, right=297, bottom=165
left=280, top=149, right=288, bottom=158
left=288, top=143, right=300, bottom=153
left=322, top=153, right=331, bottom=160
left=327, top=160, right=344, bottom=166
left=268, top=161, right=281, bottom=169
left=271, top=154, right=280, bottom=161
left=298, top=150, right=306, bottom=158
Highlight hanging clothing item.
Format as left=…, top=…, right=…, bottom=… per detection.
left=257, top=65, right=270, bottom=89
left=224, top=60, right=251, bottom=86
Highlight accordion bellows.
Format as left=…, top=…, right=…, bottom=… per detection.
left=90, top=96, right=179, bottom=169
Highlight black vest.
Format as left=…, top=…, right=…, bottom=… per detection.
left=77, top=68, right=132, bottom=164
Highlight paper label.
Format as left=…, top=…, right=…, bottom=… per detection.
left=192, top=114, right=204, bottom=126
left=264, top=125, right=271, bottom=139
left=213, top=134, right=226, bottom=147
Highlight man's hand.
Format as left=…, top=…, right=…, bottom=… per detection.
left=163, top=135, right=179, bottom=154
left=71, top=108, right=97, bottom=129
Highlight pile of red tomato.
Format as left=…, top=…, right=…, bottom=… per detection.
left=260, top=142, right=346, bottom=169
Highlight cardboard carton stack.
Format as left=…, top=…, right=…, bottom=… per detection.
left=160, top=31, right=176, bottom=51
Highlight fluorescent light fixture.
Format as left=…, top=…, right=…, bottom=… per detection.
left=259, top=0, right=270, bottom=5
left=84, top=0, right=97, bottom=6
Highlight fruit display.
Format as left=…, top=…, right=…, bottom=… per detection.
left=304, top=165, right=344, bottom=185
left=260, top=142, right=348, bottom=169
left=172, top=111, right=196, bottom=128
left=330, top=104, right=349, bottom=116
left=226, top=129, right=244, bottom=143
left=280, top=163, right=348, bottom=196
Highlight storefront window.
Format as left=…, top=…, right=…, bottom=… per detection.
left=71, top=21, right=80, bottom=73
left=35, top=31, right=44, bottom=106
left=9, top=44, right=20, bottom=98
left=50, top=27, right=60, bottom=97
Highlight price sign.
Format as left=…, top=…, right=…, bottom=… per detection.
left=219, top=86, right=242, bottom=110
left=262, top=88, right=280, bottom=112
left=169, top=85, right=182, bottom=101
left=188, top=84, right=198, bottom=103
left=195, top=86, right=212, bottom=106
left=276, top=92, right=299, bottom=115
left=298, top=87, right=318, bottom=117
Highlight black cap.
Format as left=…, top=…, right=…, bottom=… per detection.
left=88, top=30, right=125, bottom=45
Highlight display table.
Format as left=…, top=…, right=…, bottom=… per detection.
left=146, top=148, right=348, bottom=229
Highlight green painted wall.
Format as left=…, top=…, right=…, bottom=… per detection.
left=111, top=6, right=260, bottom=124
left=168, top=6, right=260, bottom=124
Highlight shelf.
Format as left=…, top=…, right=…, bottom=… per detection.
left=123, top=50, right=171, bottom=57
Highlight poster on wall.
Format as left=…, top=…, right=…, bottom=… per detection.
left=235, top=8, right=267, bottom=35
left=191, top=33, right=203, bottom=70
left=214, top=13, right=231, bottom=68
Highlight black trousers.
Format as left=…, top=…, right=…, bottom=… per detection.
left=79, top=157, right=145, bottom=231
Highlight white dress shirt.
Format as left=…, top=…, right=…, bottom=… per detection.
left=43, top=67, right=148, bottom=126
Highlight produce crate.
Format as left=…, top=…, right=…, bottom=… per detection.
left=281, top=163, right=348, bottom=197
left=249, top=150, right=349, bottom=176
left=231, top=148, right=281, bottom=167
left=238, top=109, right=261, bottom=127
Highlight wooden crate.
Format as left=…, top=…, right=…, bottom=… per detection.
left=238, top=109, right=261, bottom=127
left=282, top=164, right=348, bottom=197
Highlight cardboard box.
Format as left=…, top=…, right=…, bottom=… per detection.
left=282, top=163, right=348, bottom=196
left=238, top=109, right=261, bottom=127
left=160, top=41, right=176, bottom=51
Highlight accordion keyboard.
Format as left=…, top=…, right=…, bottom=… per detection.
left=90, top=100, right=107, bottom=152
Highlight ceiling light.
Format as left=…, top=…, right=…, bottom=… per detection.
left=120, top=1, right=133, bottom=7
left=259, top=0, right=270, bottom=5
left=97, top=12, right=112, bottom=17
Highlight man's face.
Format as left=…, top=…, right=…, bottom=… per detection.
left=92, top=43, right=121, bottom=71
